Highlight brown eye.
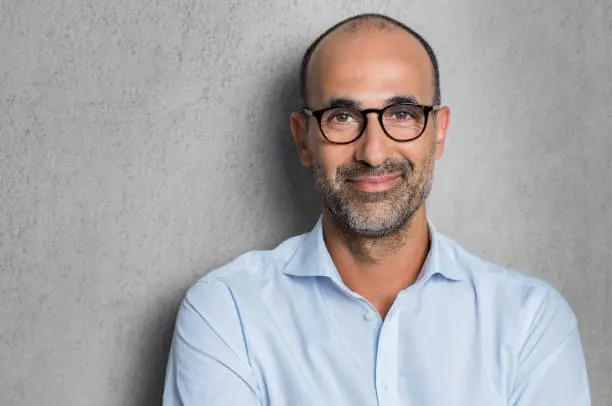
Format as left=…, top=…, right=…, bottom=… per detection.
left=384, top=106, right=418, bottom=121
left=392, top=110, right=412, bottom=120
left=383, top=104, right=424, bottom=126
left=332, top=112, right=351, bottom=122
left=322, top=108, right=361, bottom=127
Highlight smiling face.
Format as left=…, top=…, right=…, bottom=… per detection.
left=291, top=21, right=450, bottom=238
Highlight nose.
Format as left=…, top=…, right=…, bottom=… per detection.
left=354, top=113, right=390, bottom=167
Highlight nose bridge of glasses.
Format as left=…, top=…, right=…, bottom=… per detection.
left=360, top=108, right=387, bottom=133
left=355, top=108, right=392, bottom=165
left=356, top=109, right=395, bottom=157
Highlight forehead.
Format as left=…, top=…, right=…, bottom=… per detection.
left=307, top=25, right=434, bottom=106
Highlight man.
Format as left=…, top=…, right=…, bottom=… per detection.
left=163, top=13, right=590, bottom=406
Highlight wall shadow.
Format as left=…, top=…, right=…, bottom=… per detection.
left=132, top=298, right=177, bottom=406
left=132, top=58, right=318, bottom=406
left=260, top=57, right=320, bottom=236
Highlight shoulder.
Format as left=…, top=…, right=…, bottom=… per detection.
left=183, top=230, right=307, bottom=314
left=174, top=231, right=308, bottom=354
left=437, top=231, right=577, bottom=333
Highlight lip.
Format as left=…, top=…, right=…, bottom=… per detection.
left=347, top=173, right=402, bottom=192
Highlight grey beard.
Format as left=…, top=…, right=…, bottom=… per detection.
left=312, top=151, right=435, bottom=239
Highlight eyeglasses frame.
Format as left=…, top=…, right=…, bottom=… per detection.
left=301, top=102, right=443, bottom=145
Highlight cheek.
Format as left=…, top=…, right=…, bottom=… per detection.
left=397, top=136, right=435, bottom=166
left=313, top=144, right=354, bottom=180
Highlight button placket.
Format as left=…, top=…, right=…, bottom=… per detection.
left=375, top=308, right=401, bottom=405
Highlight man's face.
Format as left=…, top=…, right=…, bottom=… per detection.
left=291, top=25, right=450, bottom=237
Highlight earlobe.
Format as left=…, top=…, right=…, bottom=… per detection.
left=290, top=112, right=314, bottom=166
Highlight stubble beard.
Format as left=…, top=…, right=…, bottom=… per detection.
left=313, top=146, right=436, bottom=239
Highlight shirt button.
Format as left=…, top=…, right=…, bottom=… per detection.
left=364, top=311, right=376, bottom=321
left=381, top=379, right=391, bottom=391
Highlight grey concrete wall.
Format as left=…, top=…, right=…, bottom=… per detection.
left=1, top=0, right=610, bottom=405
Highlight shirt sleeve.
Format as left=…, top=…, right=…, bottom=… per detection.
left=162, top=279, right=261, bottom=406
left=509, top=284, right=591, bottom=406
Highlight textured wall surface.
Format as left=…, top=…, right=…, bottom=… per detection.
left=1, top=0, right=611, bottom=405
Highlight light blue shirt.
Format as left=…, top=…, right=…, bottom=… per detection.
left=163, top=217, right=590, bottom=406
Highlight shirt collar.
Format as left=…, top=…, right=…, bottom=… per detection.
left=282, top=215, right=464, bottom=282
left=419, top=218, right=464, bottom=282
left=282, top=216, right=339, bottom=280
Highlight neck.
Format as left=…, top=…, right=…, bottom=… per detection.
left=322, top=207, right=431, bottom=318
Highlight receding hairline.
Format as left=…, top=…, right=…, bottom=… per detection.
left=300, top=14, right=441, bottom=106
left=338, top=15, right=401, bottom=33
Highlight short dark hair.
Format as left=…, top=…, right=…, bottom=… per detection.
left=299, top=13, right=441, bottom=106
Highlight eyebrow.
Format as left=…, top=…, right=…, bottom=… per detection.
left=387, top=95, right=418, bottom=105
left=322, top=94, right=420, bottom=109
left=325, top=98, right=361, bottom=109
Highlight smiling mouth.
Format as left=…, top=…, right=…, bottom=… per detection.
left=347, top=173, right=403, bottom=192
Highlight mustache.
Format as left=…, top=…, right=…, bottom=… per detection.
left=336, top=159, right=413, bottom=180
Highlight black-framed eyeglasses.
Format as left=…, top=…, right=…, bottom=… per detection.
left=302, top=102, right=442, bottom=145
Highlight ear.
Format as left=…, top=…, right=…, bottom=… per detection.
left=433, top=107, right=450, bottom=160
left=290, top=112, right=314, bottom=166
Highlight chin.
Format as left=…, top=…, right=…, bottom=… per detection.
left=341, top=209, right=411, bottom=238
